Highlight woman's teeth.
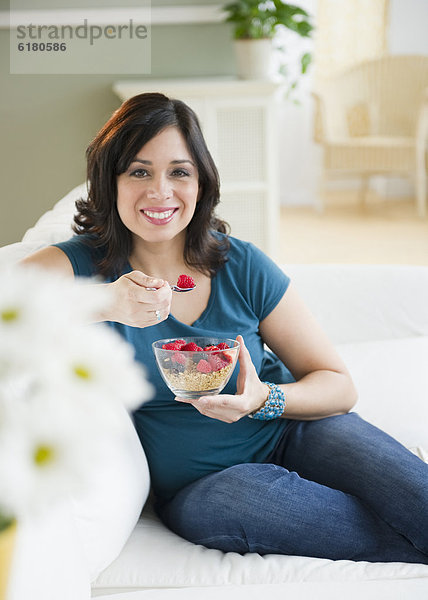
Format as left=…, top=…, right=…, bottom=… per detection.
left=143, top=209, right=175, bottom=219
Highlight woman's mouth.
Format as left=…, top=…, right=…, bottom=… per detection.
left=140, top=207, right=178, bottom=225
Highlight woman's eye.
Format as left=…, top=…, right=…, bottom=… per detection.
left=171, top=168, right=190, bottom=177
left=130, top=168, right=149, bottom=178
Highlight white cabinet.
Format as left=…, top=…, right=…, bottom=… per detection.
left=113, top=78, right=282, bottom=259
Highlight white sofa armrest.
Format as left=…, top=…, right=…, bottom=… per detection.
left=0, top=184, right=85, bottom=267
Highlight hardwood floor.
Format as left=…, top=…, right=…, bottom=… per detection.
left=279, top=195, right=428, bottom=265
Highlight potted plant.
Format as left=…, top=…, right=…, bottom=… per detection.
left=223, top=0, right=313, bottom=81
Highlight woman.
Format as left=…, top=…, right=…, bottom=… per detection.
left=21, top=93, right=428, bottom=563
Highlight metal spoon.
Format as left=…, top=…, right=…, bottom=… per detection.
left=145, top=282, right=196, bottom=293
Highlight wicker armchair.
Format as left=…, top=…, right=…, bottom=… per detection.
left=313, top=55, right=428, bottom=216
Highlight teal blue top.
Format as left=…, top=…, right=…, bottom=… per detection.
left=54, top=234, right=294, bottom=500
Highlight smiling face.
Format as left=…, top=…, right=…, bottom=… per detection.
left=116, top=126, right=199, bottom=247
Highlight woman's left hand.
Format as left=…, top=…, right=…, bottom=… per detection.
left=175, top=335, right=268, bottom=423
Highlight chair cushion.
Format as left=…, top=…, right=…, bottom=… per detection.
left=324, top=136, right=415, bottom=170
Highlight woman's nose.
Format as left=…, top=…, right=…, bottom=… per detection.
left=147, top=175, right=172, bottom=200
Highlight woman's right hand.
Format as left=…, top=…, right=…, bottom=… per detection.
left=101, top=270, right=172, bottom=328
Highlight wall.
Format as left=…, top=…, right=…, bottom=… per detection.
left=388, top=0, right=428, bottom=54
left=0, top=0, right=233, bottom=245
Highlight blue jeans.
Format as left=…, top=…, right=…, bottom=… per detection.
left=158, top=413, right=428, bottom=563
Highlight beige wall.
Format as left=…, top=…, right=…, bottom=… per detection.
left=0, top=8, right=233, bottom=245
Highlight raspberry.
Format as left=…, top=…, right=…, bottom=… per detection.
left=175, top=339, right=186, bottom=348
left=217, top=342, right=230, bottom=350
left=180, top=342, right=202, bottom=352
left=208, top=354, right=229, bottom=372
left=221, top=351, right=233, bottom=364
left=197, top=359, right=212, bottom=373
left=203, top=345, right=219, bottom=352
left=162, top=342, right=182, bottom=350
left=176, top=274, right=195, bottom=289
left=172, top=352, right=186, bottom=365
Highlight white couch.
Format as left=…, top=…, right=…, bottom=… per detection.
left=2, top=184, right=428, bottom=600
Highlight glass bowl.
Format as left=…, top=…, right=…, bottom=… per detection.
left=152, top=337, right=240, bottom=399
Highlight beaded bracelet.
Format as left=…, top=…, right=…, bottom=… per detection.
left=248, top=382, right=286, bottom=420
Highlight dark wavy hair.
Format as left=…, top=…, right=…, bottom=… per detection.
left=73, top=92, right=230, bottom=278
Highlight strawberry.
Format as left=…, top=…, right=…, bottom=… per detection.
left=217, top=342, right=230, bottom=350
left=176, top=274, right=195, bottom=289
left=172, top=352, right=186, bottom=365
left=180, top=342, right=202, bottom=352
left=197, top=359, right=212, bottom=373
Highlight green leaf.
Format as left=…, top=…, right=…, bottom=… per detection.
left=301, top=51, right=312, bottom=74
left=296, top=20, right=313, bottom=37
left=223, top=1, right=313, bottom=40
left=274, top=2, right=310, bottom=18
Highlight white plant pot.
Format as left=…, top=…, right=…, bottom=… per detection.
left=234, top=38, right=273, bottom=80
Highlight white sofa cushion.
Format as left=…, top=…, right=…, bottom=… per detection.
left=92, top=501, right=428, bottom=594
left=21, top=183, right=86, bottom=245
left=286, top=263, right=428, bottom=344
left=90, top=580, right=428, bottom=600
left=4, top=358, right=150, bottom=591
left=9, top=501, right=90, bottom=600
left=72, top=407, right=151, bottom=583
left=337, top=336, right=428, bottom=448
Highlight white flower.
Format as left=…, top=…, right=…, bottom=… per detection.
left=0, top=264, right=152, bottom=524
left=0, top=392, right=109, bottom=519
left=0, top=266, right=107, bottom=379
left=0, top=265, right=109, bottom=337
left=37, top=323, right=152, bottom=414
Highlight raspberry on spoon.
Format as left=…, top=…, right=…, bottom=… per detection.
left=176, top=274, right=196, bottom=290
